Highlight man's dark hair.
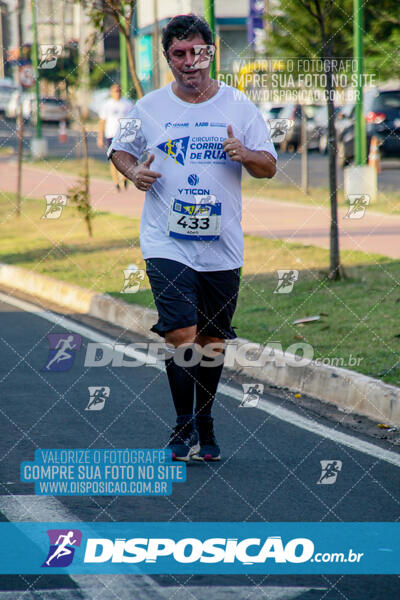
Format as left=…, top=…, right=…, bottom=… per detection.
left=162, top=14, right=213, bottom=57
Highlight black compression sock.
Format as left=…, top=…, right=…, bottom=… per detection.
left=165, top=347, right=198, bottom=417
left=195, top=353, right=224, bottom=417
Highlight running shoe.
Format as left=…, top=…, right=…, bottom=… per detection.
left=192, top=416, right=221, bottom=461
left=168, top=416, right=200, bottom=462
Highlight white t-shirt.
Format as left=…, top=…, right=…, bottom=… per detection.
left=109, top=82, right=277, bottom=272
left=100, top=97, right=134, bottom=139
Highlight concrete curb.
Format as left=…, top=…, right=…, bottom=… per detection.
left=1, top=262, right=399, bottom=427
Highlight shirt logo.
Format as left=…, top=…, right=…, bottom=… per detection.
left=188, top=174, right=199, bottom=185
left=195, top=122, right=209, bottom=127
left=164, top=122, right=189, bottom=129
left=157, top=137, right=189, bottom=166
left=42, top=529, right=82, bottom=567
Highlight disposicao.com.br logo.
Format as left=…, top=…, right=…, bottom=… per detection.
left=82, top=536, right=363, bottom=566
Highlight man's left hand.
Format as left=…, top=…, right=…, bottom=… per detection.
left=222, top=125, right=247, bottom=163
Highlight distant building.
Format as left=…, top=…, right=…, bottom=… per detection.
left=2, top=0, right=118, bottom=83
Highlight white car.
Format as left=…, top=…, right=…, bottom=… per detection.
left=6, top=90, right=34, bottom=119
left=0, top=82, right=17, bottom=113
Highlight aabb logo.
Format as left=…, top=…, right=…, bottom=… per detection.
left=42, top=529, right=82, bottom=567
left=157, top=137, right=189, bottom=166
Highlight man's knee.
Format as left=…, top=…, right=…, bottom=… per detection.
left=165, top=325, right=197, bottom=348
left=196, top=334, right=225, bottom=356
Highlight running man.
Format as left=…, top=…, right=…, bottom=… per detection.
left=97, top=84, right=134, bottom=191
left=45, top=531, right=77, bottom=566
left=45, top=335, right=76, bottom=371
left=87, top=387, right=108, bottom=410
left=108, top=14, right=277, bottom=462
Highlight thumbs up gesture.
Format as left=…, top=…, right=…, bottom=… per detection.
left=222, top=124, right=247, bottom=163
left=132, top=153, right=162, bottom=192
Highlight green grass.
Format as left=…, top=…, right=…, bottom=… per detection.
left=1, top=192, right=400, bottom=386
left=26, top=157, right=110, bottom=181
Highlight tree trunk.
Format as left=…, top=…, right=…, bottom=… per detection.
left=80, top=119, right=92, bottom=237
left=77, top=105, right=92, bottom=237
left=16, top=105, right=23, bottom=217
left=323, top=40, right=343, bottom=280
left=301, top=103, right=308, bottom=194
left=125, top=30, right=144, bottom=99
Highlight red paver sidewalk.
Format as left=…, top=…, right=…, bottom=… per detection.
left=1, top=160, right=398, bottom=259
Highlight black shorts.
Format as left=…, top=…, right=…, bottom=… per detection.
left=145, top=258, right=241, bottom=340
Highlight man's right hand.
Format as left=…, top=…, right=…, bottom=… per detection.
left=132, top=154, right=162, bottom=192
left=97, top=137, right=104, bottom=149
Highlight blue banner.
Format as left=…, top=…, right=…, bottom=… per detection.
left=0, top=522, right=398, bottom=574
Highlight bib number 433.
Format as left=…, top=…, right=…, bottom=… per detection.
left=177, top=215, right=210, bottom=230
left=167, top=196, right=221, bottom=241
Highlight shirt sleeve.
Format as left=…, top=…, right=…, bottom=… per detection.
left=107, top=105, right=147, bottom=160
left=243, top=102, right=277, bottom=160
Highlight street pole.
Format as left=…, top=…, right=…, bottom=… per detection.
left=204, top=0, right=216, bottom=79
left=0, top=6, right=4, bottom=79
left=301, top=104, right=308, bottom=194
left=354, top=0, right=366, bottom=165
left=30, top=0, right=41, bottom=139
left=152, top=0, right=160, bottom=89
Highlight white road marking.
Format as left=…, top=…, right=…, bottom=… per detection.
left=1, top=290, right=400, bottom=468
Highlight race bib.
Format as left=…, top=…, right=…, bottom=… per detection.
left=167, top=195, right=221, bottom=241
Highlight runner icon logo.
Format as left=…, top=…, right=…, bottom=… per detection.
left=191, top=45, right=215, bottom=70
left=42, top=194, right=67, bottom=219
left=157, top=137, right=190, bottom=166
left=268, top=119, right=294, bottom=143
left=120, top=267, right=145, bottom=293
left=42, top=529, right=82, bottom=567
left=39, top=45, right=62, bottom=69
left=118, top=118, right=142, bottom=143
left=317, top=460, right=342, bottom=484
left=42, top=334, right=82, bottom=372
left=344, top=194, right=370, bottom=219
left=274, top=270, right=299, bottom=294
left=240, top=383, right=264, bottom=408
left=86, top=386, right=110, bottom=411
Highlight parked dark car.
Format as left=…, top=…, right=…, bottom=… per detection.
left=336, top=89, right=400, bottom=166
left=365, top=89, right=400, bottom=156
left=260, top=104, right=285, bottom=121
left=278, top=103, right=320, bottom=151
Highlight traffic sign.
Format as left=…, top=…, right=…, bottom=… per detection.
left=19, top=64, right=35, bottom=88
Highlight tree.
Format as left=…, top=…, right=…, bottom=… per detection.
left=268, top=0, right=344, bottom=279
left=82, top=0, right=144, bottom=99
left=266, top=0, right=399, bottom=280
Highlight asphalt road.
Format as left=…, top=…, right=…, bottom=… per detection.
left=0, top=290, right=399, bottom=598
left=0, top=117, right=399, bottom=190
